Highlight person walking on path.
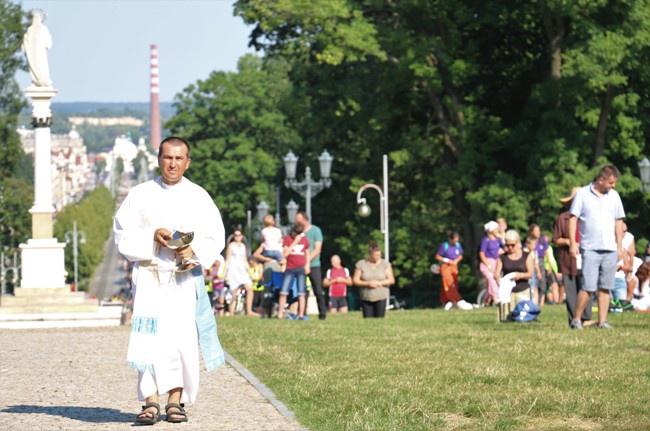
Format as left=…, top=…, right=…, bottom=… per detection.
left=436, top=232, right=472, bottom=310
left=569, top=165, right=626, bottom=330
left=353, top=240, right=396, bottom=318
left=295, top=211, right=327, bottom=320
left=479, top=221, right=504, bottom=307
left=114, top=136, right=226, bottom=424
left=323, top=254, right=352, bottom=313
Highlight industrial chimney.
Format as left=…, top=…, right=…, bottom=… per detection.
left=149, top=44, right=161, bottom=151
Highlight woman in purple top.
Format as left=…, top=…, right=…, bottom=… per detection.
left=479, top=221, right=505, bottom=306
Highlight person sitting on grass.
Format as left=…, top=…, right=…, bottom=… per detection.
left=495, top=230, right=535, bottom=310
left=323, top=254, right=352, bottom=314
left=631, top=262, right=650, bottom=311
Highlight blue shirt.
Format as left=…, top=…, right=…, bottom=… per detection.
left=569, top=184, right=625, bottom=251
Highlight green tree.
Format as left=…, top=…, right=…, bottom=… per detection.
left=166, top=54, right=302, bottom=231
left=0, top=0, right=27, bottom=179
left=227, top=1, right=650, bottom=297
left=0, top=177, right=33, bottom=251
left=0, top=1, right=32, bottom=251
left=53, top=186, right=115, bottom=290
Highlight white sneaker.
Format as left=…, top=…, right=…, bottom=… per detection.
left=457, top=300, right=473, bottom=310
left=444, top=301, right=453, bottom=311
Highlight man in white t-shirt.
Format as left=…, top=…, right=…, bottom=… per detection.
left=569, top=165, right=626, bottom=330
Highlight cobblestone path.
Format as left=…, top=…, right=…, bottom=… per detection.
left=0, top=326, right=305, bottom=430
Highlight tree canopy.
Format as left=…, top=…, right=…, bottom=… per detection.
left=0, top=0, right=31, bottom=253
left=169, top=0, right=650, bottom=295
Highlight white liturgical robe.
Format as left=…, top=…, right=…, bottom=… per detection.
left=114, top=176, right=225, bottom=402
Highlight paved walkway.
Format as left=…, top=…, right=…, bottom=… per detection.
left=88, top=232, right=127, bottom=302
left=0, top=326, right=306, bottom=430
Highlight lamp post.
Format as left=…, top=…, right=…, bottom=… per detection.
left=283, top=150, right=333, bottom=223
left=356, top=154, right=390, bottom=262
left=247, top=200, right=270, bottom=254
left=65, top=221, right=86, bottom=292
left=639, top=157, right=650, bottom=193
left=0, top=249, right=19, bottom=295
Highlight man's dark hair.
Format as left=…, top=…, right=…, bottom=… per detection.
left=595, top=165, right=620, bottom=181
left=158, top=136, right=191, bottom=158
left=296, top=211, right=309, bottom=222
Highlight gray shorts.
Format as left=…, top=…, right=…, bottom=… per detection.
left=581, top=249, right=617, bottom=293
left=329, top=296, right=348, bottom=310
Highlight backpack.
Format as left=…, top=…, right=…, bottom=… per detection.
left=511, top=300, right=541, bottom=322
left=443, top=241, right=461, bottom=255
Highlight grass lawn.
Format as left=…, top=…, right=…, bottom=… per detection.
left=217, top=305, right=650, bottom=431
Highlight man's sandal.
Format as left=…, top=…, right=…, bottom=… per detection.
left=165, top=403, right=188, bottom=423
left=135, top=402, right=161, bottom=425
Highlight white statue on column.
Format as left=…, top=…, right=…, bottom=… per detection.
left=21, top=10, right=53, bottom=88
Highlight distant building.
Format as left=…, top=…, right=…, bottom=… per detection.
left=98, top=135, right=157, bottom=197
left=68, top=116, right=144, bottom=127
left=18, top=126, right=96, bottom=212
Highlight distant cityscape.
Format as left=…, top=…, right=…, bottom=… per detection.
left=16, top=102, right=164, bottom=213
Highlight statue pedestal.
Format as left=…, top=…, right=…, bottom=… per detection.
left=0, top=239, right=98, bottom=314
left=19, top=238, right=66, bottom=289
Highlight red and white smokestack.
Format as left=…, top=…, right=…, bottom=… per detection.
left=150, top=44, right=161, bottom=151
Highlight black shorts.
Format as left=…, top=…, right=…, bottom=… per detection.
left=329, top=296, right=348, bottom=309
left=252, top=290, right=264, bottom=308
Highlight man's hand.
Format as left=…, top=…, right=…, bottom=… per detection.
left=569, top=243, right=580, bottom=258
left=154, top=228, right=172, bottom=247
left=305, top=266, right=311, bottom=276
left=176, top=245, right=194, bottom=262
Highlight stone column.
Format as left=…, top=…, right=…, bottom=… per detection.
left=18, top=86, right=67, bottom=290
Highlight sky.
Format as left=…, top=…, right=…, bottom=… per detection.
left=15, top=0, right=256, bottom=103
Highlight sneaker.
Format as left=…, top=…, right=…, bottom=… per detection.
left=300, top=315, right=309, bottom=321
left=444, top=302, right=453, bottom=311
left=570, top=320, right=584, bottom=330
left=457, top=300, right=473, bottom=310
left=285, top=313, right=298, bottom=320
left=597, top=321, right=614, bottom=330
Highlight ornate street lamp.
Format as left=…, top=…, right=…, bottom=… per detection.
left=256, top=201, right=269, bottom=223
left=639, top=157, right=650, bottom=193
left=65, top=221, right=86, bottom=292
left=285, top=199, right=299, bottom=224
left=283, top=150, right=333, bottom=222
left=356, top=155, right=390, bottom=262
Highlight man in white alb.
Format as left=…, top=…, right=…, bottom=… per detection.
left=114, top=137, right=225, bottom=424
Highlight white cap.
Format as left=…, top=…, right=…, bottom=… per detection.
left=484, top=221, right=499, bottom=233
